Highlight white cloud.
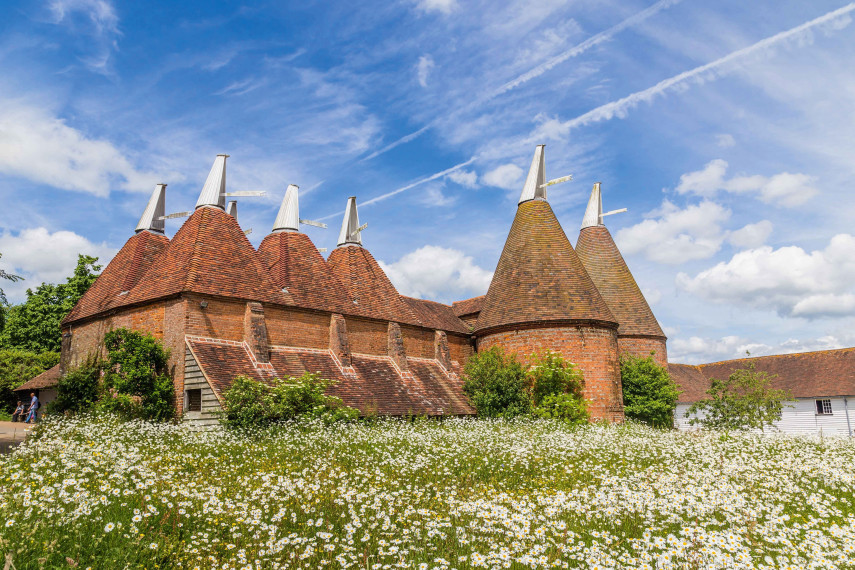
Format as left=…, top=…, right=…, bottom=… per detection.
left=641, top=287, right=662, bottom=305
left=482, top=163, right=524, bottom=191
left=414, top=0, right=457, bottom=15
left=675, top=159, right=817, bottom=207
left=445, top=169, right=478, bottom=188
left=669, top=333, right=847, bottom=364
left=419, top=184, right=457, bottom=207
left=677, top=234, right=855, bottom=319
left=0, top=227, right=117, bottom=303
left=48, top=0, right=121, bottom=73
left=0, top=101, right=167, bottom=196
left=615, top=200, right=730, bottom=264
left=416, top=55, right=435, bottom=88
left=727, top=220, right=772, bottom=248
left=380, top=245, right=492, bottom=302
left=716, top=133, right=735, bottom=148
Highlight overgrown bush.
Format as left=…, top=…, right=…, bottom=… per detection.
left=98, top=328, right=174, bottom=421
left=462, top=347, right=529, bottom=418
left=463, top=348, right=589, bottom=422
left=49, top=355, right=102, bottom=415
left=221, top=372, right=359, bottom=429
left=620, top=353, right=681, bottom=428
left=0, top=349, right=59, bottom=411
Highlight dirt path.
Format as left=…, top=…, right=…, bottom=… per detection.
left=0, top=420, right=33, bottom=454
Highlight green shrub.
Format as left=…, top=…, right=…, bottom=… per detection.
left=49, top=355, right=102, bottom=415
left=221, top=372, right=359, bottom=429
left=527, top=351, right=585, bottom=407
left=462, top=347, right=529, bottom=418
left=620, top=353, right=681, bottom=428
left=531, top=393, right=589, bottom=424
left=99, top=328, right=174, bottom=421
left=0, top=349, right=59, bottom=412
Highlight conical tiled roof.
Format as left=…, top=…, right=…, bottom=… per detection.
left=575, top=224, right=665, bottom=338
left=64, top=230, right=170, bottom=324
left=257, top=231, right=354, bottom=314
left=124, top=207, right=292, bottom=306
left=474, top=199, right=616, bottom=334
left=326, top=246, right=419, bottom=324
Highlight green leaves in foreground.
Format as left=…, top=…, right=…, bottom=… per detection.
left=620, top=353, right=681, bottom=428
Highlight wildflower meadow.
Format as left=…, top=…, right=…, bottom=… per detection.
left=2, top=416, right=855, bottom=569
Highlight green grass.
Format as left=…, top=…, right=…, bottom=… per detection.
left=1, top=415, right=855, bottom=569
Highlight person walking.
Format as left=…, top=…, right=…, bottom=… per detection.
left=25, top=392, right=39, bottom=423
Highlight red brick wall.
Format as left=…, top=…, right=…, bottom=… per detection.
left=163, top=298, right=187, bottom=413
left=66, top=302, right=167, bottom=368
left=346, top=317, right=388, bottom=356
left=477, top=325, right=624, bottom=422
left=448, top=333, right=473, bottom=365
left=401, top=325, right=434, bottom=359
left=618, top=336, right=668, bottom=368
left=185, top=296, right=244, bottom=341
left=265, top=306, right=329, bottom=350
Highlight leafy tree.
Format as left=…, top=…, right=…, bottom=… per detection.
left=621, top=354, right=681, bottom=428
left=0, top=349, right=59, bottom=412
left=0, top=253, right=23, bottom=332
left=531, top=393, right=589, bottom=424
left=686, top=359, right=794, bottom=432
left=221, top=372, right=359, bottom=429
left=462, top=347, right=529, bottom=418
left=528, top=351, right=585, bottom=407
left=49, top=355, right=103, bottom=415
left=99, top=328, right=174, bottom=421
left=0, top=255, right=101, bottom=353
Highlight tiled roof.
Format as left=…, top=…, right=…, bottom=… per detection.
left=475, top=200, right=616, bottom=334
left=64, top=231, right=169, bottom=324
left=124, top=207, right=291, bottom=306
left=668, top=363, right=707, bottom=404
left=326, top=246, right=419, bottom=324
left=575, top=225, right=665, bottom=338
left=15, top=365, right=61, bottom=392
left=452, top=295, right=484, bottom=318
left=401, top=296, right=470, bottom=334
left=671, top=347, right=855, bottom=402
left=187, top=337, right=473, bottom=416
left=257, top=231, right=354, bottom=314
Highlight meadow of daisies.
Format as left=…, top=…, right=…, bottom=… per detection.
left=1, top=417, right=855, bottom=569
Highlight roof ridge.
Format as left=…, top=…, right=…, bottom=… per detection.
left=697, top=346, right=855, bottom=368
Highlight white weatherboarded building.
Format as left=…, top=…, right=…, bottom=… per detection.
left=670, top=348, right=855, bottom=436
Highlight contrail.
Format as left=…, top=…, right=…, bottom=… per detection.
left=360, top=0, right=681, bottom=162
left=318, top=156, right=477, bottom=220
left=557, top=2, right=855, bottom=131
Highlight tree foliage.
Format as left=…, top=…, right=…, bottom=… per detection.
left=50, top=356, right=102, bottom=415
left=98, top=328, right=174, bottom=421
left=686, top=360, right=794, bottom=432
left=0, top=349, right=59, bottom=412
left=462, top=347, right=529, bottom=418
left=0, top=255, right=101, bottom=353
left=0, top=252, right=23, bottom=330
left=620, top=354, right=681, bottom=428
left=220, top=373, right=359, bottom=429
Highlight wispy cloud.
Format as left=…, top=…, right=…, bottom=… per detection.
left=47, top=0, right=121, bottom=74
left=361, top=0, right=681, bottom=161
left=554, top=3, right=855, bottom=133
left=416, top=55, right=435, bottom=87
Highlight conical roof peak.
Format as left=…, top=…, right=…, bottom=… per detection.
left=475, top=199, right=616, bottom=334
left=226, top=200, right=238, bottom=221
left=518, top=145, right=546, bottom=204
left=576, top=224, right=665, bottom=338
left=337, top=197, right=362, bottom=246
left=136, top=184, right=166, bottom=234
left=195, top=154, right=228, bottom=210
left=581, top=182, right=603, bottom=229
left=272, top=184, right=300, bottom=233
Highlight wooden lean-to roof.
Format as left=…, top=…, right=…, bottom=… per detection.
left=576, top=225, right=665, bottom=338
left=124, top=206, right=292, bottom=306
left=475, top=199, right=616, bottom=334
left=15, top=365, right=61, bottom=392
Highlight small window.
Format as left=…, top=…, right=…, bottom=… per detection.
left=816, top=399, right=833, bottom=415
left=187, top=389, right=202, bottom=412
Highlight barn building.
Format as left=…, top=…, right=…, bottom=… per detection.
left=36, top=145, right=667, bottom=424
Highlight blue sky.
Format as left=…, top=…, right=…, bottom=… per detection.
left=1, top=0, right=855, bottom=363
